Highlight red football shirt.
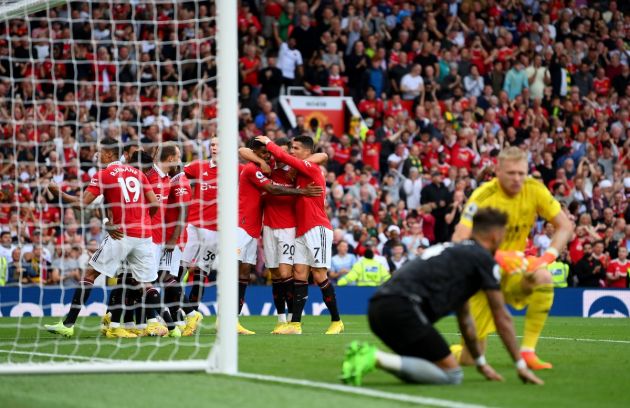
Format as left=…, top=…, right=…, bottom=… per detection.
left=593, top=77, right=610, bottom=96
left=146, top=164, right=171, bottom=244
left=184, top=160, right=218, bottom=230
left=607, top=259, right=629, bottom=288
left=164, top=172, right=192, bottom=248
left=266, top=142, right=332, bottom=236
left=85, top=162, right=152, bottom=238
left=450, top=145, right=478, bottom=170
left=238, top=162, right=272, bottom=238
left=263, top=165, right=297, bottom=229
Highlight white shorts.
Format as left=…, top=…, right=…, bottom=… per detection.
left=182, top=224, right=219, bottom=272
left=89, top=235, right=157, bottom=283
left=153, top=242, right=164, bottom=267
left=295, top=226, right=333, bottom=269
left=237, top=227, right=258, bottom=265
left=158, top=246, right=182, bottom=278
left=263, top=226, right=296, bottom=268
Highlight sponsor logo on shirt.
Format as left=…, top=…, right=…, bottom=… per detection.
left=200, top=183, right=217, bottom=191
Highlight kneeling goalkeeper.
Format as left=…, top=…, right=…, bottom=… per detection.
left=341, top=208, right=543, bottom=386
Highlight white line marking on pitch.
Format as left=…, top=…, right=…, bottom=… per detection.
left=0, top=349, right=114, bottom=363
left=342, top=332, right=630, bottom=344
left=235, top=372, right=493, bottom=408
left=441, top=333, right=630, bottom=345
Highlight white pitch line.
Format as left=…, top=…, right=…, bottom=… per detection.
left=235, top=372, right=492, bottom=408
left=441, top=333, right=630, bottom=345
left=329, top=332, right=630, bottom=344
left=0, top=349, right=114, bottom=363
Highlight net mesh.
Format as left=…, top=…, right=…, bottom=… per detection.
left=0, top=0, right=218, bottom=368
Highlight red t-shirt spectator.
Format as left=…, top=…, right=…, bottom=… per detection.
left=333, top=143, right=351, bottom=166
left=362, top=141, right=381, bottom=172
left=593, top=76, right=610, bottom=96
left=450, top=144, right=478, bottom=171
left=240, top=56, right=261, bottom=87
left=606, top=258, right=629, bottom=288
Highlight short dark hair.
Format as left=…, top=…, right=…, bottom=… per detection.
left=130, top=150, right=154, bottom=171
left=293, top=135, right=314, bottom=152
left=159, top=142, right=179, bottom=162
left=246, top=137, right=266, bottom=150
left=123, top=141, right=140, bottom=153
left=100, top=137, right=121, bottom=157
left=471, top=207, right=508, bottom=236
left=0, top=231, right=10, bottom=238
left=364, top=248, right=374, bottom=259
left=275, top=137, right=290, bottom=147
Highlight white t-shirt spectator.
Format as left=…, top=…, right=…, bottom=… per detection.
left=277, top=42, right=303, bottom=80
left=533, top=233, right=552, bottom=256
left=464, top=75, right=484, bottom=97
left=400, top=73, right=424, bottom=100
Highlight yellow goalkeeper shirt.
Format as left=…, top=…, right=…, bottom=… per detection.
left=460, top=177, right=561, bottom=251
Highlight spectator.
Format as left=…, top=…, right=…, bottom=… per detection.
left=574, top=242, right=605, bottom=288
left=606, top=247, right=629, bottom=288
left=420, top=171, right=451, bottom=243
left=503, top=59, right=529, bottom=100
left=8, top=248, right=37, bottom=285
left=386, top=243, right=408, bottom=273
left=329, top=240, right=357, bottom=284
left=463, top=65, right=484, bottom=98
left=534, top=222, right=555, bottom=256
left=400, top=64, right=424, bottom=101
left=0, top=231, right=15, bottom=264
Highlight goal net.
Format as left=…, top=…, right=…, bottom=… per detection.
left=0, top=0, right=238, bottom=373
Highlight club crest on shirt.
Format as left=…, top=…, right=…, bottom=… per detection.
left=174, top=187, right=188, bottom=197
left=462, top=203, right=478, bottom=222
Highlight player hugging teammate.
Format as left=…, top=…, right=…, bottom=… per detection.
left=46, top=135, right=343, bottom=338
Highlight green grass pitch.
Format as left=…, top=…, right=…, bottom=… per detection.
left=0, top=315, right=628, bottom=408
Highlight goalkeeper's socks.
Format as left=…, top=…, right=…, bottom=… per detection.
left=63, top=279, right=94, bottom=327
left=318, top=279, right=341, bottom=322
left=271, top=279, right=286, bottom=316
left=291, top=280, right=309, bottom=323
left=238, top=279, right=248, bottom=314
left=523, top=283, right=554, bottom=350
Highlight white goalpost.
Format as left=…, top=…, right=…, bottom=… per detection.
left=0, top=0, right=238, bottom=374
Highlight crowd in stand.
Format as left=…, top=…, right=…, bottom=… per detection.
left=0, top=1, right=629, bottom=289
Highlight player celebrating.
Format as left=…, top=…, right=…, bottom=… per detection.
left=236, top=138, right=324, bottom=335
left=341, top=208, right=543, bottom=386
left=158, top=164, right=192, bottom=336
left=179, top=137, right=220, bottom=336
left=451, top=147, right=573, bottom=370
left=145, top=143, right=181, bottom=336
left=256, top=135, right=343, bottom=335
left=239, top=138, right=327, bottom=333
left=44, top=137, right=165, bottom=338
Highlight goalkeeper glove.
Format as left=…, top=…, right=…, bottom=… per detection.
left=526, top=248, right=559, bottom=273
left=494, top=250, right=528, bottom=274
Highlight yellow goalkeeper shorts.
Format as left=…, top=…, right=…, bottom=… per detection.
left=469, top=270, right=531, bottom=340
